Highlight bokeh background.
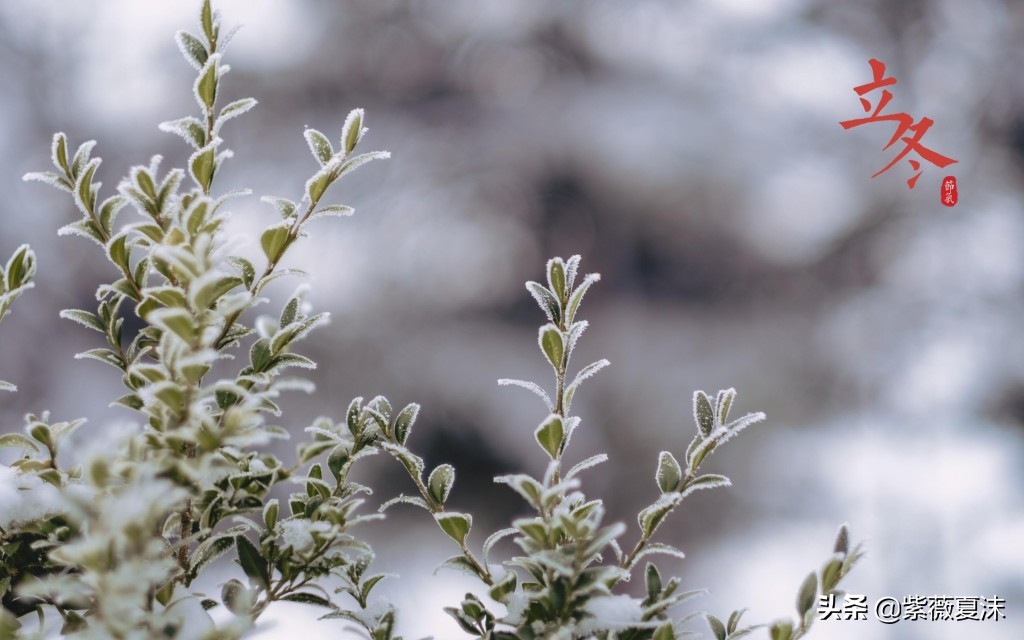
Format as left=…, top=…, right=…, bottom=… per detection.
left=2, top=1, right=1023, bottom=638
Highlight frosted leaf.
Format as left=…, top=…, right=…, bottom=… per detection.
left=216, top=98, right=257, bottom=127
left=680, top=474, right=731, bottom=498
left=565, top=453, right=608, bottom=480
left=567, top=359, right=609, bottom=394
left=159, top=116, right=206, bottom=149
left=632, top=542, right=687, bottom=563
left=693, top=390, right=716, bottom=437
left=70, top=139, right=98, bottom=177
left=51, top=132, right=70, bottom=174
left=175, top=30, right=208, bottom=70
left=482, top=527, right=518, bottom=563
left=218, top=23, right=243, bottom=53
left=336, top=151, right=391, bottom=180
left=260, top=196, right=297, bottom=219
left=608, top=538, right=623, bottom=563
left=497, top=378, right=553, bottom=411
left=723, top=411, right=766, bottom=437
left=303, top=426, right=345, bottom=442
left=565, top=273, right=600, bottom=324
left=493, top=473, right=543, bottom=508
left=378, top=494, right=430, bottom=513
left=304, top=128, right=335, bottom=166
left=531, top=550, right=575, bottom=576
left=308, top=204, right=355, bottom=222
left=566, top=319, right=588, bottom=354
left=22, top=171, right=72, bottom=193
left=564, top=254, right=582, bottom=290
left=525, top=280, right=560, bottom=323
left=340, top=108, right=366, bottom=154
left=193, top=54, right=222, bottom=115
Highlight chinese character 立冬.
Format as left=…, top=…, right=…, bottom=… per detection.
left=840, top=58, right=958, bottom=189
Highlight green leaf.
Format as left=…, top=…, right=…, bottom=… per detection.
left=565, top=273, right=600, bottom=324
left=680, top=473, right=731, bottom=498
left=341, top=108, right=364, bottom=154
left=538, top=324, right=564, bottom=370
left=149, top=307, right=196, bottom=343
left=263, top=499, right=279, bottom=530
left=645, top=563, right=662, bottom=602
left=221, top=579, right=250, bottom=616
left=327, top=445, right=350, bottom=481
left=488, top=570, right=517, bottom=603
left=200, top=0, right=215, bottom=48
left=75, top=348, right=126, bottom=370
left=159, top=116, right=206, bottom=149
left=261, top=196, right=296, bottom=219
left=525, top=281, right=560, bottom=324
left=0, top=380, right=16, bottom=393
left=227, top=256, right=256, bottom=288
left=0, top=433, right=40, bottom=452
left=821, top=555, right=843, bottom=592
left=189, top=144, right=216, bottom=192
left=304, top=128, right=334, bottom=166
left=98, top=195, right=126, bottom=235
left=547, top=257, right=566, bottom=301
left=435, top=512, right=472, bottom=546
left=281, top=592, right=332, bottom=607
left=427, top=464, right=455, bottom=505
left=834, top=523, right=849, bottom=556
left=534, top=414, right=563, bottom=461
left=192, top=275, right=242, bottom=309
left=250, top=339, right=273, bottom=372
left=235, top=535, right=270, bottom=589
left=687, top=437, right=716, bottom=472
left=176, top=30, right=208, bottom=70
left=694, top=390, right=715, bottom=437
left=195, top=55, right=219, bottom=113
left=218, top=97, right=257, bottom=124
left=53, top=132, right=70, bottom=175
left=28, top=423, right=52, bottom=448
left=653, top=623, right=675, bottom=640
left=706, top=615, right=727, bottom=640
left=305, top=165, right=335, bottom=203
left=727, top=608, right=747, bottom=635
left=393, top=403, right=419, bottom=445
left=769, top=620, right=793, bottom=640
left=75, top=158, right=100, bottom=214
left=656, top=451, right=682, bottom=493
left=60, top=309, right=105, bottom=333
left=796, top=572, right=817, bottom=617
left=106, top=233, right=130, bottom=270
left=716, top=388, right=736, bottom=423
left=637, top=494, right=681, bottom=540
left=308, top=204, right=354, bottom=222
left=260, top=221, right=292, bottom=265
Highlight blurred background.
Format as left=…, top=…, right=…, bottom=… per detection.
left=1, top=0, right=1023, bottom=638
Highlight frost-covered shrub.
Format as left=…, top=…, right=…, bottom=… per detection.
left=0, top=3, right=860, bottom=639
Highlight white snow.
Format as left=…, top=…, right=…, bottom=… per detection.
left=0, top=464, right=63, bottom=529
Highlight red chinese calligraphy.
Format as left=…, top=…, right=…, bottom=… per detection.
left=840, top=58, right=957, bottom=190
left=941, top=176, right=958, bottom=207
